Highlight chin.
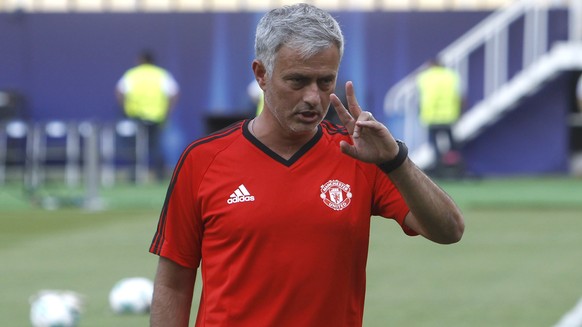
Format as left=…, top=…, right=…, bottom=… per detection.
left=288, top=120, right=320, bottom=135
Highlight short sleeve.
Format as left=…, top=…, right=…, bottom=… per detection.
left=371, top=167, right=418, bottom=236
left=162, top=72, right=179, bottom=97
left=149, top=151, right=202, bottom=269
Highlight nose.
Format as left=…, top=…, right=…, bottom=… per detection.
left=303, top=82, right=321, bottom=108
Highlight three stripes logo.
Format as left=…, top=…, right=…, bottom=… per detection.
left=227, top=184, right=255, bottom=205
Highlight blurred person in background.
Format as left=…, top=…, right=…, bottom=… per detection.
left=149, top=4, right=464, bottom=327
left=115, top=50, right=179, bottom=182
left=576, top=72, right=582, bottom=112
left=416, top=58, right=465, bottom=177
left=247, top=79, right=264, bottom=116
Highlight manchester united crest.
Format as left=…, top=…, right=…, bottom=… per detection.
left=320, top=179, right=352, bottom=211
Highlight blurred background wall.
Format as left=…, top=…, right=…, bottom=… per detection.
left=0, top=1, right=578, bottom=177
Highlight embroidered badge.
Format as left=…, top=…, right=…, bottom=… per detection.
left=320, top=179, right=352, bottom=211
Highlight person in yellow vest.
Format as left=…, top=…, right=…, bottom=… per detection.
left=115, top=50, right=179, bottom=181
left=247, top=80, right=264, bottom=117
left=255, top=93, right=264, bottom=116
left=416, top=59, right=464, bottom=176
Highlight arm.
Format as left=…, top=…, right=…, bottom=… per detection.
left=169, top=92, right=179, bottom=113
left=330, top=81, right=464, bottom=244
left=115, top=77, right=127, bottom=109
left=115, top=89, right=125, bottom=108
left=387, top=158, right=464, bottom=244
left=165, top=73, right=180, bottom=113
left=150, top=256, right=197, bottom=327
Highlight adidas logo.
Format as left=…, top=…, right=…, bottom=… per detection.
left=227, top=184, right=255, bottom=204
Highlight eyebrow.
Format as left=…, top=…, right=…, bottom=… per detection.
left=318, top=74, right=337, bottom=80
left=285, top=72, right=336, bottom=80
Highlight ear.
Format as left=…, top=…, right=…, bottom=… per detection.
left=252, top=60, right=267, bottom=91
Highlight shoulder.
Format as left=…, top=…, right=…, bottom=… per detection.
left=123, top=65, right=149, bottom=79
left=178, top=121, right=245, bottom=169
left=121, top=66, right=138, bottom=77
left=320, top=120, right=349, bottom=139
left=185, top=121, right=244, bottom=154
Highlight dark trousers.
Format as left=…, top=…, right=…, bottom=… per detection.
left=428, top=125, right=455, bottom=158
left=142, top=121, right=165, bottom=181
left=428, top=124, right=463, bottom=177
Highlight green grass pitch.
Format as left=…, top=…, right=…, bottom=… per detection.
left=1, top=177, right=581, bottom=326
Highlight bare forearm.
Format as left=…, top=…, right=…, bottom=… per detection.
left=388, top=158, right=464, bottom=244
left=115, top=90, right=125, bottom=107
left=150, top=257, right=197, bottom=327
left=150, top=284, right=193, bottom=327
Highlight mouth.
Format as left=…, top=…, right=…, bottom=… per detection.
left=296, top=110, right=322, bottom=124
left=299, top=111, right=319, bottom=119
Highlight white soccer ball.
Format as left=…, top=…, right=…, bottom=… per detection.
left=30, top=290, right=82, bottom=327
left=108, top=277, right=154, bottom=314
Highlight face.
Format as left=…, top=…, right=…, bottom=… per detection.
left=255, top=45, right=340, bottom=137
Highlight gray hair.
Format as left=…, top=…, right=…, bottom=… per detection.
left=255, top=3, right=344, bottom=76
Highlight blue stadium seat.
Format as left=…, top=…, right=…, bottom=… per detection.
left=100, top=119, right=149, bottom=186
left=0, top=119, right=30, bottom=185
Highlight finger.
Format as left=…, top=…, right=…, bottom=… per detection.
left=339, top=140, right=358, bottom=158
left=356, top=120, right=383, bottom=130
left=352, top=122, right=361, bottom=139
left=345, top=81, right=362, bottom=118
left=330, top=93, right=355, bottom=130
left=356, top=111, right=374, bottom=122
left=352, top=111, right=374, bottom=139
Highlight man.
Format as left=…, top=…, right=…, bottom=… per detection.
left=115, top=50, right=179, bottom=181
left=149, top=4, right=464, bottom=327
left=247, top=79, right=264, bottom=116
left=416, top=59, right=464, bottom=176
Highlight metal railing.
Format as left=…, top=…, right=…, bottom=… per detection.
left=383, top=0, right=582, bottom=166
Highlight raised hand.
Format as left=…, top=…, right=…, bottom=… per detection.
left=330, top=81, right=399, bottom=164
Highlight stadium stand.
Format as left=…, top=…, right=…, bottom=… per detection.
left=0, top=0, right=563, bottom=12
left=0, top=0, right=579, bottom=185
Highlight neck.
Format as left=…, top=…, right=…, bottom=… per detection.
left=250, top=116, right=317, bottom=160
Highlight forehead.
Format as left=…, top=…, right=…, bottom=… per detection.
left=273, top=45, right=341, bottom=77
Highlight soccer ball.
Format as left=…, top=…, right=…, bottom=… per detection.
left=108, top=277, right=154, bottom=314
left=30, top=290, right=83, bottom=327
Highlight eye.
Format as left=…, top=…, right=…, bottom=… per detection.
left=319, top=77, right=335, bottom=89
left=287, top=76, right=307, bottom=88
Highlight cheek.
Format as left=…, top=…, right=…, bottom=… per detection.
left=321, top=91, right=333, bottom=107
left=269, top=88, right=299, bottom=109
left=264, top=92, right=286, bottom=119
